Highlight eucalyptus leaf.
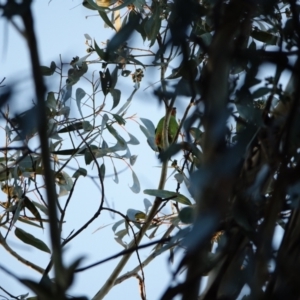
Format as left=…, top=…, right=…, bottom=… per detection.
left=129, top=169, right=140, bottom=193
left=76, top=88, right=86, bottom=118
left=112, top=164, right=119, bottom=183
left=15, top=227, right=51, bottom=254
left=110, top=89, right=121, bottom=109
left=73, top=168, right=87, bottom=179
left=144, top=189, right=192, bottom=205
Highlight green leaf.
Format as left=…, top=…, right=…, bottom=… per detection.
left=57, top=122, right=83, bottom=133
left=82, top=121, right=93, bottom=131
left=32, top=201, right=48, bottom=215
left=144, top=189, right=192, bottom=205
left=110, top=89, right=121, bottom=109
left=189, top=127, right=203, bottom=145
left=127, top=56, right=145, bottom=68
left=129, top=169, right=140, bottom=193
left=94, top=40, right=105, bottom=59
left=84, top=33, right=92, bottom=40
left=98, top=9, right=116, bottom=30
left=50, top=61, right=56, bottom=72
left=251, top=29, right=278, bottom=45
left=127, top=133, right=139, bottom=145
left=112, top=113, right=126, bottom=125
left=76, top=88, right=86, bottom=118
left=100, top=69, right=112, bottom=96
left=72, top=168, right=87, bottom=178
left=252, top=87, right=270, bottom=99
left=112, top=219, right=125, bottom=232
left=199, top=32, right=212, bottom=47
left=101, top=113, right=109, bottom=133
left=112, top=164, right=119, bottom=183
left=100, top=163, right=105, bottom=180
left=24, top=197, right=43, bottom=228
left=140, top=118, right=155, bottom=135
left=106, top=124, right=126, bottom=147
left=40, top=66, right=54, bottom=76
left=18, top=217, right=42, bottom=228
left=111, top=66, right=118, bottom=88
left=179, top=206, right=195, bottom=224
left=52, top=147, right=85, bottom=156
left=46, top=92, right=56, bottom=110
left=15, top=227, right=51, bottom=253
left=130, top=155, right=138, bottom=166
left=143, top=198, right=152, bottom=213
left=84, top=145, right=100, bottom=165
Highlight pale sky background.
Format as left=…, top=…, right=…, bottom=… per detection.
left=0, top=1, right=190, bottom=299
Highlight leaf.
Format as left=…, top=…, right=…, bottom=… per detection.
left=84, top=145, right=100, bottom=165
left=40, top=66, right=54, bottom=76
left=127, top=56, right=145, bottom=68
left=111, top=66, right=118, bottom=88
left=112, top=219, right=125, bottom=232
left=251, top=29, right=278, bottom=45
left=98, top=9, right=115, bottom=30
left=144, top=5, right=161, bottom=47
left=130, top=155, right=138, bottom=166
left=72, top=168, right=87, bottom=179
left=112, top=164, right=119, bottom=183
left=24, top=197, right=43, bottom=228
left=127, top=133, right=139, bottom=145
left=113, top=113, right=126, bottom=125
left=50, top=61, right=56, bottom=72
left=144, top=189, right=192, bottom=205
left=115, top=88, right=137, bottom=115
left=179, top=206, right=195, bottom=224
left=46, top=92, right=56, bottom=110
left=32, top=201, right=48, bottom=215
left=174, top=173, right=184, bottom=184
left=129, top=169, right=140, bottom=193
left=15, top=227, right=51, bottom=253
left=106, top=12, right=140, bottom=55
left=100, top=69, right=112, bottom=96
left=84, top=33, right=92, bottom=40
left=94, top=40, right=105, bottom=59
left=101, top=113, right=109, bottom=133
left=76, top=88, right=86, bottom=118
left=144, top=198, right=152, bottom=213
left=82, top=121, right=93, bottom=131
left=127, top=208, right=146, bottom=222
left=140, top=118, right=156, bottom=135
left=189, top=127, right=203, bottom=145
left=51, top=147, right=85, bottom=156
left=252, top=87, right=271, bottom=99
left=18, top=217, right=42, bottom=228
left=199, top=32, right=212, bottom=47
left=100, top=163, right=105, bottom=180
left=106, top=124, right=126, bottom=147
left=110, top=89, right=121, bottom=109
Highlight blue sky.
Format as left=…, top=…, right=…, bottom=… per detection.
left=0, top=1, right=190, bottom=299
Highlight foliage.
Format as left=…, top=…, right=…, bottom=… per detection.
left=2, top=0, right=300, bottom=299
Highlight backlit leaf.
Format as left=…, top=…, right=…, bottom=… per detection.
left=15, top=227, right=51, bottom=253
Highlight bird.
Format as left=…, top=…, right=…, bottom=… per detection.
left=155, top=107, right=179, bottom=152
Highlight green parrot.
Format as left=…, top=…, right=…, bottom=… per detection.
left=155, top=107, right=179, bottom=151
